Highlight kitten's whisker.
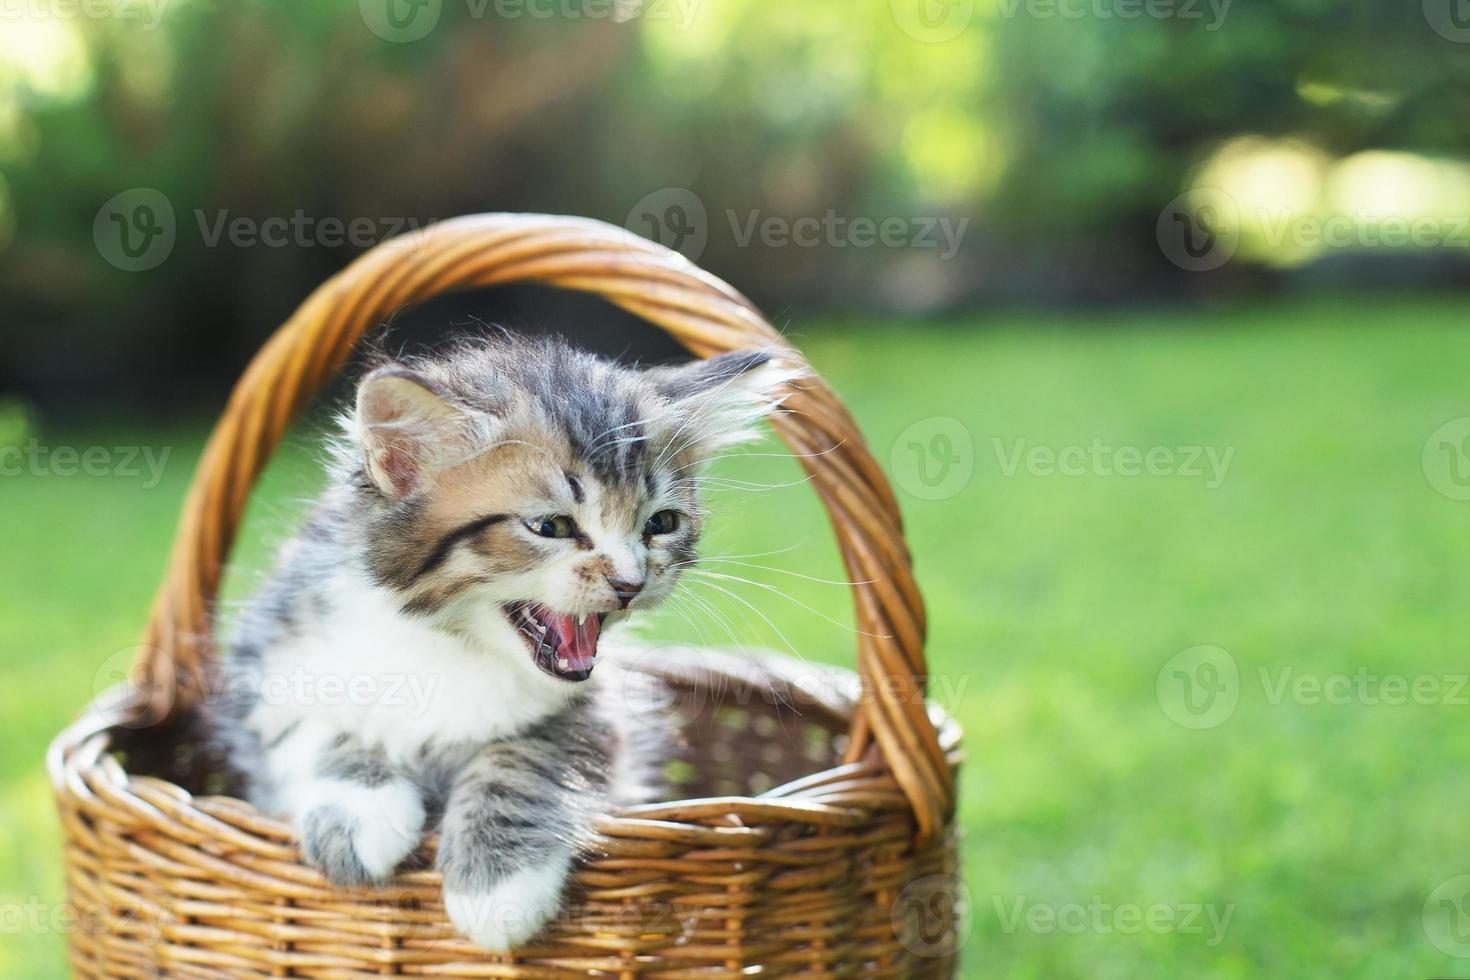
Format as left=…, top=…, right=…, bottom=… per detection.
left=678, top=577, right=809, bottom=662
left=668, top=473, right=817, bottom=493
left=663, top=584, right=750, bottom=654
left=586, top=418, right=657, bottom=457
left=603, top=434, right=653, bottom=450
left=686, top=569, right=890, bottom=639
left=673, top=586, right=747, bottom=649
left=672, top=543, right=806, bottom=563
left=671, top=440, right=848, bottom=472
left=686, top=558, right=872, bottom=588
left=680, top=586, right=782, bottom=664
left=657, top=592, right=718, bottom=648
left=586, top=415, right=653, bottom=450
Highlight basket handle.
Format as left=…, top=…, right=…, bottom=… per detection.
left=129, top=213, right=953, bottom=840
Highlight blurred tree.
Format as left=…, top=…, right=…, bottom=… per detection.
left=0, top=0, right=1466, bottom=411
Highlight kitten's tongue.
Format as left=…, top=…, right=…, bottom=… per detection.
left=551, top=612, right=600, bottom=673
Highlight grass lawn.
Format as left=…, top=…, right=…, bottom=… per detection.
left=4, top=295, right=1470, bottom=978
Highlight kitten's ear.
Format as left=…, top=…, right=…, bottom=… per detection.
left=354, top=368, right=481, bottom=498
left=647, top=349, right=800, bottom=457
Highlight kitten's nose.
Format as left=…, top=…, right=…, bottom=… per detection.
left=606, top=577, right=644, bottom=608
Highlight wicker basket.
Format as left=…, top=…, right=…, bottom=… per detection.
left=47, top=213, right=964, bottom=977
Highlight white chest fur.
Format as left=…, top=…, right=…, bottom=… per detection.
left=241, top=572, right=573, bottom=766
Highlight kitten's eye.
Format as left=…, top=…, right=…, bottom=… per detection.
left=644, top=510, right=681, bottom=536
left=527, top=515, right=577, bottom=539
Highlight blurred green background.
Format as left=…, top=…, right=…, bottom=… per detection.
left=5, top=1, right=1470, bottom=977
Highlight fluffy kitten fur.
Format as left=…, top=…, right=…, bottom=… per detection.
left=210, top=334, right=791, bottom=950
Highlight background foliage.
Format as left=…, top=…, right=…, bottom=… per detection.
left=2, top=0, right=1469, bottom=409
left=3, top=2, right=1470, bottom=978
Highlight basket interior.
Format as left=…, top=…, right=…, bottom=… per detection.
left=108, top=651, right=855, bottom=806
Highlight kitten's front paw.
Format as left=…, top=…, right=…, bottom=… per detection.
left=443, top=855, right=572, bottom=952
left=299, top=781, right=425, bottom=888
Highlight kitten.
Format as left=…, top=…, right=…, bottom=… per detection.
left=210, top=334, right=792, bottom=950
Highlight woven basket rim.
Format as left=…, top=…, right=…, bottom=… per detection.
left=50, top=649, right=963, bottom=847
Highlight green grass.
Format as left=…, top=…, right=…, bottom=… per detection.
left=5, top=295, right=1470, bottom=978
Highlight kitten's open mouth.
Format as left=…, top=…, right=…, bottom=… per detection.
left=504, top=603, right=606, bottom=682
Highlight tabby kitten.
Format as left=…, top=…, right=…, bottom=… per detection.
left=211, top=334, right=792, bottom=950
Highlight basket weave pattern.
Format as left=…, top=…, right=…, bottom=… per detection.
left=48, top=214, right=963, bottom=977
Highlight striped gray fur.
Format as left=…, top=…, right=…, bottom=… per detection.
left=437, top=699, right=614, bottom=893
left=205, top=333, right=795, bottom=950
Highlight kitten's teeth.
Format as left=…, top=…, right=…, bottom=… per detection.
left=577, top=614, right=586, bottom=627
